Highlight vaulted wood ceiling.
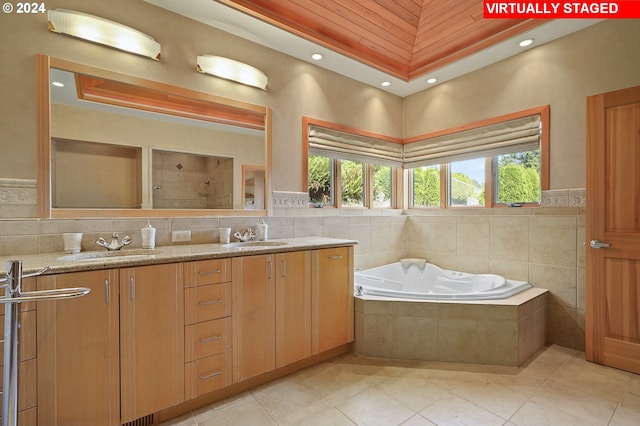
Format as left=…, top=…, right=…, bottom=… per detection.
left=217, top=0, right=547, bottom=81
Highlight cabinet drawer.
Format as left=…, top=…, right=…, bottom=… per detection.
left=184, top=259, right=231, bottom=287
left=185, top=317, right=231, bottom=362
left=185, top=282, right=231, bottom=324
left=185, top=352, right=231, bottom=399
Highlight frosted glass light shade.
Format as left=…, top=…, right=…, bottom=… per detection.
left=48, top=9, right=161, bottom=61
left=196, top=55, right=268, bottom=90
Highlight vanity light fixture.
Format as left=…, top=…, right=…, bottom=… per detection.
left=519, top=38, right=534, bottom=47
left=47, top=9, right=161, bottom=60
left=311, top=53, right=323, bottom=60
left=196, top=55, right=268, bottom=90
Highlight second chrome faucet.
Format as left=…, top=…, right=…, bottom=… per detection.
left=96, top=232, right=132, bottom=251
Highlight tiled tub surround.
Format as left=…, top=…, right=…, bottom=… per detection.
left=354, top=288, right=548, bottom=367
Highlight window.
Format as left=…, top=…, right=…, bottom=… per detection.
left=341, top=159, right=365, bottom=207
left=305, top=119, right=403, bottom=208
left=495, top=149, right=541, bottom=204
left=450, top=158, right=485, bottom=206
left=411, top=165, right=440, bottom=207
left=308, top=154, right=333, bottom=205
left=372, top=164, right=392, bottom=207
left=406, top=106, right=548, bottom=208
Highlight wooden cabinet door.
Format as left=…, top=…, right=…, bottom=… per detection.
left=312, top=246, right=354, bottom=354
left=37, top=269, right=120, bottom=426
left=120, top=264, right=184, bottom=423
left=232, top=254, right=275, bottom=382
left=275, top=251, right=311, bottom=367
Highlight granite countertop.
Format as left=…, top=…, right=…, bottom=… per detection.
left=0, top=237, right=357, bottom=277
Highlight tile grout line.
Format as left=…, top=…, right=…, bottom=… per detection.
left=505, top=349, right=585, bottom=425
left=607, top=378, right=633, bottom=425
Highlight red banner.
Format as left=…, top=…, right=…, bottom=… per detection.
left=484, top=1, right=640, bottom=18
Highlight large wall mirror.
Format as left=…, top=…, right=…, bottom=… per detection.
left=37, top=55, right=271, bottom=218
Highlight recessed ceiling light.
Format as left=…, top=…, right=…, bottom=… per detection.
left=311, top=53, right=323, bottom=60
left=381, top=81, right=391, bottom=87
left=519, top=38, right=534, bottom=47
left=52, top=81, right=65, bottom=87
left=427, top=78, right=437, bottom=84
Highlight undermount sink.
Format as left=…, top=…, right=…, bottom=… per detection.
left=58, top=249, right=163, bottom=262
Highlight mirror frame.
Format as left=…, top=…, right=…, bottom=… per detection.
left=36, top=54, right=272, bottom=218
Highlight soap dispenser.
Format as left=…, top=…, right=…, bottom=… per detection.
left=256, top=219, right=268, bottom=241
left=141, top=221, right=156, bottom=249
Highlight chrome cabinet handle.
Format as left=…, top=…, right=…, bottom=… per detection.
left=200, top=370, right=222, bottom=380
left=198, top=269, right=221, bottom=275
left=590, top=240, right=611, bottom=249
left=199, top=299, right=221, bottom=306
left=268, top=260, right=272, bottom=280
left=281, top=259, right=286, bottom=278
left=104, top=279, right=109, bottom=304
left=199, top=335, right=222, bottom=343
left=328, top=255, right=343, bottom=259
left=129, top=276, right=135, bottom=301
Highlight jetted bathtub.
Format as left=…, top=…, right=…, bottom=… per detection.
left=355, top=259, right=531, bottom=300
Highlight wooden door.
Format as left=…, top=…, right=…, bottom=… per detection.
left=37, top=270, right=120, bottom=426
left=275, top=251, right=311, bottom=367
left=120, top=263, right=184, bottom=423
left=586, top=85, right=640, bottom=374
left=312, top=246, right=354, bottom=354
left=232, top=254, right=275, bottom=382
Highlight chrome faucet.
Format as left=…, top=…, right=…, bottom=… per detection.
left=96, top=232, right=132, bottom=251
left=233, top=227, right=256, bottom=242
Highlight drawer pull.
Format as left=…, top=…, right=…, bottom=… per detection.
left=200, top=370, right=222, bottom=380
left=199, top=335, right=222, bottom=343
left=199, top=299, right=222, bottom=306
left=198, top=269, right=222, bottom=275
left=328, top=255, right=343, bottom=259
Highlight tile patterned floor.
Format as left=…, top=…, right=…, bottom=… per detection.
left=161, top=345, right=640, bottom=426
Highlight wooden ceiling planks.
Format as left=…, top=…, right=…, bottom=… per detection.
left=218, top=0, right=546, bottom=81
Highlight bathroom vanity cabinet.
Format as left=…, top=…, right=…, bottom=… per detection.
left=184, top=258, right=233, bottom=399
left=30, top=241, right=354, bottom=425
left=37, top=264, right=184, bottom=426
left=313, top=247, right=354, bottom=353
left=232, top=250, right=314, bottom=382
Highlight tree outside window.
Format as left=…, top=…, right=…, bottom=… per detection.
left=496, top=150, right=541, bottom=204
left=341, top=160, right=364, bottom=207
left=308, top=154, right=332, bottom=205
left=372, top=164, right=392, bottom=207
left=412, top=166, right=440, bottom=207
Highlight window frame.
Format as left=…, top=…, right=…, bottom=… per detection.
left=407, top=106, right=549, bottom=209
left=303, top=117, right=403, bottom=209
left=303, top=106, right=548, bottom=210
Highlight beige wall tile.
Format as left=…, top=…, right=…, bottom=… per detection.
left=529, top=216, right=577, bottom=268
left=457, top=216, right=490, bottom=259
left=529, top=264, right=577, bottom=308
left=490, top=216, right=529, bottom=262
